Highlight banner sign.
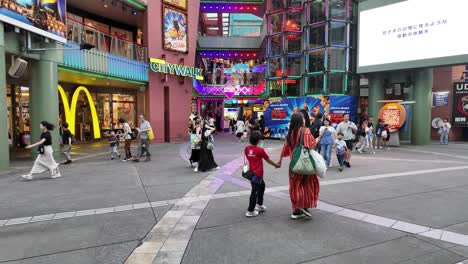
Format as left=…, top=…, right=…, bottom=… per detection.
left=0, top=0, right=67, bottom=43
left=162, top=5, right=188, bottom=53
left=264, top=96, right=357, bottom=139
left=452, top=82, right=468, bottom=127
left=378, top=103, right=407, bottom=132
left=150, top=58, right=203, bottom=80
left=432, top=91, right=449, bottom=107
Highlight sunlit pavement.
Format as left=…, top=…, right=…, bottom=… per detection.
left=1, top=135, right=468, bottom=264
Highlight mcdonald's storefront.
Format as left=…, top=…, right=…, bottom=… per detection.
left=6, top=67, right=147, bottom=150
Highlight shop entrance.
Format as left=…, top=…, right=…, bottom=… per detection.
left=6, top=85, right=30, bottom=149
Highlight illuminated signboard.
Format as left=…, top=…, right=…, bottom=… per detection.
left=0, top=0, right=67, bottom=43
left=150, top=58, right=203, bottom=80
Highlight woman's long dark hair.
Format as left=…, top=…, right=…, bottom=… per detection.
left=286, top=112, right=305, bottom=147
left=40, top=121, right=55, bottom=131
left=299, top=109, right=311, bottom=128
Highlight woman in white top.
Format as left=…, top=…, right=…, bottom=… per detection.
left=235, top=118, right=245, bottom=141
left=119, top=118, right=133, bottom=161
left=317, top=119, right=336, bottom=168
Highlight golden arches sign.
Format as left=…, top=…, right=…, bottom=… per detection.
left=58, top=85, right=101, bottom=139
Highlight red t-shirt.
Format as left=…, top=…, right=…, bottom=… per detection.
left=245, top=145, right=269, bottom=177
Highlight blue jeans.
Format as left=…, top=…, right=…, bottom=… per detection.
left=320, top=144, right=332, bottom=167
left=337, top=154, right=345, bottom=167
left=440, top=132, right=449, bottom=145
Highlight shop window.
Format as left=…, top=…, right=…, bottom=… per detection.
left=270, top=0, right=284, bottom=12
left=96, top=94, right=111, bottom=129
left=327, top=72, right=345, bottom=94
left=268, top=34, right=283, bottom=57
left=308, top=24, right=326, bottom=49
left=308, top=1, right=326, bottom=24
left=327, top=47, right=346, bottom=71
left=286, top=11, right=302, bottom=32
left=329, top=0, right=347, bottom=20
left=285, top=56, right=302, bottom=76
left=269, top=12, right=283, bottom=34
left=269, top=57, right=283, bottom=77
left=285, top=33, right=302, bottom=54
left=285, top=78, right=301, bottom=96
left=307, top=74, right=324, bottom=94
left=330, top=22, right=347, bottom=46
left=286, top=0, right=303, bottom=9
left=112, top=94, right=136, bottom=127
left=269, top=80, right=283, bottom=97
left=308, top=49, right=325, bottom=73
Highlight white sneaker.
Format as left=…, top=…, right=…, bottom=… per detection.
left=357, top=148, right=363, bottom=154
left=245, top=211, right=259, bottom=217
left=255, top=205, right=267, bottom=212
left=22, top=174, right=33, bottom=180
left=194, top=167, right=199, bottom=173
left=51, top=174, right=62, bottom=179
left=212, top=166, right=220, bottom=171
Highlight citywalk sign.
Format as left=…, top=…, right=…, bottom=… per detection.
left=149, top=58, right=204, bottom=81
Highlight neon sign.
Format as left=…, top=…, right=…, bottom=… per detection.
left=149, top=58, right=204, bottom=80
left=58, top=85, right=101, bottom=139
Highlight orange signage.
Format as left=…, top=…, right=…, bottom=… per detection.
left=378, top=103, right=407, bottom=132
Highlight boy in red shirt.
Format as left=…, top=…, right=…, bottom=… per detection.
left=245, top=131, right=281, bottom=217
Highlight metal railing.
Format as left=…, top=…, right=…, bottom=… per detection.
left=66, top=18, right=147, bottom=62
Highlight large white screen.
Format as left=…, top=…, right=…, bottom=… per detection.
left=358, top=0, right=468, bottom=72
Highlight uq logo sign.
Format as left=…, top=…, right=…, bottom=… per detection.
left=455, top=83, right=468, bottom=91
left=58, top=85, right=101, bottom=139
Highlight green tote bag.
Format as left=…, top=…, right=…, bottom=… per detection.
left=289, top=127, right=316, bottom=177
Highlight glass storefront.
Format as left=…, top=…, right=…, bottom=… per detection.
left=7, top=85, right=30, bottom=148
left=265, top=0, right=358, bottom=96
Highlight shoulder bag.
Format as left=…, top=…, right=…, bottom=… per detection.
left=290, top=127, right=316, bottom=177
left=242, top=153, right=254, bottom=181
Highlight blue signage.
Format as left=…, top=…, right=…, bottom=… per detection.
left=432, top=92, right=449, bottom=107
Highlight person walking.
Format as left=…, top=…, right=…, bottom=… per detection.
left=259, top=115, right=265, bottom=139
left=317, top=118, right=336, bottom=168
left=22, top=121, right=61, bottom=180
left=235, top=117, right=245, bottom=142
left=108, top=131, right=121, bottom=160
left=336, top=113, right=357, bottom=168
left=61, top=122, right=73, bottom=164
left=375, top=119, right=385, bottom=149
left=133, top=115, right=152, bottom=162
left=278, top=112, right=320, bottom=220
left=195, top=118, right=219, bottom=172
left=189, top=119, right=202, bottom=167
left=244, top=131, right=280, bottom=217
left=439, top=118, right=451, bottom=145
left=335, top=132, right=347, bottom=172
left=119, top=118, right=133, bottom=161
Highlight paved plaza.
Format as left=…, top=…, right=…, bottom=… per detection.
left=1, top=135, right=468, bottom=264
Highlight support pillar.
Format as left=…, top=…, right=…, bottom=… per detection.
left=368, top=73, right=385, bottom=119
left=412, top=68, right=433, bottom=145
left=0, top=23, right=9, bottom=170
left=29, top=59, right=60, bottom=158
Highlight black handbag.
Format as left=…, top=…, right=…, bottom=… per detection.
left=37, top=145, right=44, bottom=154
left=241, top=154, right=254, bottom=181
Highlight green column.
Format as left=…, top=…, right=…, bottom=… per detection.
left=0, top=23, right=9, bottom=170
left=29, top=58, right=60, bottom=159
left=368, top=73, right=385, bottom=119
left=412, top=68, right=433, bottom=145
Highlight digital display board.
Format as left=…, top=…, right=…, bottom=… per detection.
left=358, top=0, right=468, bottom=73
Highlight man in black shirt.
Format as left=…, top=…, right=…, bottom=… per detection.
left=61, top=122, right=73, bottom=164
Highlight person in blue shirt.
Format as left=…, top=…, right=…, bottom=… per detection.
left=317, top=118, right=336, bottom=168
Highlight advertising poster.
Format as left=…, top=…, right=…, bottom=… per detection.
left=163, top=0, right=186, bottom=10
left=0, top=0, right=67, bottom=42
left=163, top=5, right=187, bottom=53
left=452, top=82, right=468, bottom=127
left=263, top=96, right=357, bottom=139
left=432, top=91, right=449, bottom=107
left=378, top=103, right=407, bottom=132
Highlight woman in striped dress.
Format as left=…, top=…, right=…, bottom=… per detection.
left=278, top=112, right=320, bottom=219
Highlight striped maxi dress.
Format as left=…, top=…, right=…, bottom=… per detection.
left=281, top=128, right=320, bottom=212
